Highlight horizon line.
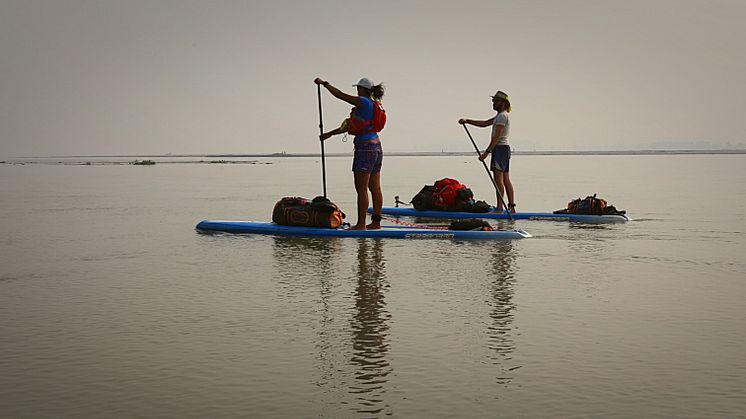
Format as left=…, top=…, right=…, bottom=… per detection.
left=10, top=148, right=746, bottom=159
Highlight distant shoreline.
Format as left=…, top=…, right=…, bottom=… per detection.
left=11, top=149, right=746, bottom=160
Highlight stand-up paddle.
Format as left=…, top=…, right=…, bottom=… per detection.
left=462, top=124, right=512, bottom=219
left=317, top=84, right=327, bottom=198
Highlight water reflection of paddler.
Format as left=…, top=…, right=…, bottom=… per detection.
left=271, top=235, right=342, bottom=399
left=485, top=241, right=519, bottom=385
left=270, top=236, right=342, bottom=301
left=350, top=238, right=392, bottom=416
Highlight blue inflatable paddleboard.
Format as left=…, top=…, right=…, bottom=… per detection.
left=374, top=207, right=629, bottom=223
left=195, top=220, right=531, bottom=240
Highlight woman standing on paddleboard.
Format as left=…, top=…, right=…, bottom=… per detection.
left=314, top=77, right=386, bottom=230
left=459, top=91, right=516, bottom=213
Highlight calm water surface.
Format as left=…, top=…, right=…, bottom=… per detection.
left=1, top=155, right=745, bottom=418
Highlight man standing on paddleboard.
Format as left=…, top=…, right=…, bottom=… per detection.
left=315, top=77, right=386, bottom=230
left=459, top=91, right=516, bottom=213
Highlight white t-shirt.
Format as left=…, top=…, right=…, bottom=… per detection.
left=491, top=111, right=510, bottom=146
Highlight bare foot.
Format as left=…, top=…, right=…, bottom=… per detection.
left=366, top=222, right=381, bottom=230
left=348, top=224, right=366, bottom=231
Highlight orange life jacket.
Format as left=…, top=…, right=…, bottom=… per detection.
left=347, top=100, right=386, bottom=135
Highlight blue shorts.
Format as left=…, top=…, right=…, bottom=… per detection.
left=491, top=145, right=511, bottom=172
left=352, top=141, right=383, bottom=173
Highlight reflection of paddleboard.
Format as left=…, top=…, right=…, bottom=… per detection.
left=196, top=220, right=532, bottom=240
left=374, top=207, right=630, bottom=223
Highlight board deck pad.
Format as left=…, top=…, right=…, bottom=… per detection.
left=196, top=220, right=531, bottom=240
left=374, top=207, right=629, bottom=223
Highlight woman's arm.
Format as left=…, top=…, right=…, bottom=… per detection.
left=458, top=117, right=495, bottom=128
left=320, top=126, right=345, bottom=141
left=315, top=78, right=360, bottom=107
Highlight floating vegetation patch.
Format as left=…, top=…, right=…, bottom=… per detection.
left=197, top=160, right=270, bottom=164
left=131, top=160, right=156, bottom=165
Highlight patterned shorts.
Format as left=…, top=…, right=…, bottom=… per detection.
left=352, top=141, right=383, bottom=173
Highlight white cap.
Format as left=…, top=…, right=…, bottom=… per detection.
left=352, top=78, right=374, bottom=90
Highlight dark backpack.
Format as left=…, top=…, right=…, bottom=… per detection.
left=553, top=194, right=626, bottom=215
left=449, top=219, right=494, bottom=231
left=468, top=200, right=492, bottom=213
left=570, top=194, right=607, bottom=215
left=456, top=187, right=474, bottom=203
left=449, top=188, right=490, bottom=213
left=272, top=196, right=346, bottom=228
left=411, top=185, right=437, bottom=211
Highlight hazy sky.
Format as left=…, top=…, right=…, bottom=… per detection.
left=2, top=0, right=745, bottom=157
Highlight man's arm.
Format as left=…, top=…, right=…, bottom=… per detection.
left=479, top=124, right=504, bottom=161
left=459, top=117, right=495, bottom=128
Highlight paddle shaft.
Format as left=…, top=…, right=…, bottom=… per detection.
left=317, top=84, right=327, bottom=198
left=462, top=124, right=512, bottom=218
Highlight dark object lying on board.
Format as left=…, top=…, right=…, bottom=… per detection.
left=272, top=196, right=346, bottom=228
left=411, top=178, right=491, bottom=213
left=553, top=194, right=626, bottom=215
